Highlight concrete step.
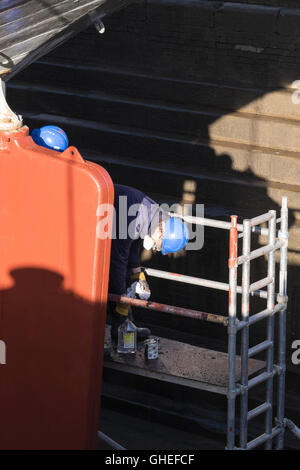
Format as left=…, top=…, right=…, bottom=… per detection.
left=211, top=1, right=299, bottom=7
left=8, top=81, right=300, bottom=157
left=87, top=151, right=300, bottom=235
left=44, top=0, right=300, bottom=89
left=10, top=60, right=300, bottom=121
left=12, top=96, right=300, bottom=189
left=17, top=111, right=300, bottom=225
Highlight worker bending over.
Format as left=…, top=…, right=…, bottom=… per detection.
left=109, top=184, right=189, bottom=341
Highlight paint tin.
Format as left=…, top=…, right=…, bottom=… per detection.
left=144, top=337, right=159, bottom=360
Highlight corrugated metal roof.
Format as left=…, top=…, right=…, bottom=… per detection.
left=0, top=0, right=134, bottom=79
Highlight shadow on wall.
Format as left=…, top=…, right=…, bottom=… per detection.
left=0, top=267, right=107, bottom=450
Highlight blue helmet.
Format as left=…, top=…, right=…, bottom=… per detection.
left=31, top=125, right=68, bottom=152
left=161, top=217, right=189, bottom=255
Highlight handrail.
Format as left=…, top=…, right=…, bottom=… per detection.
left=170, top=212, right=269, bottom=236
left=108, top=293, right=228, bottom=325
left=143, top=267, right=281, bottom=301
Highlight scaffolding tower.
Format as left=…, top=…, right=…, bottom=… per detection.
left=108, top=196, right=300, bottom=450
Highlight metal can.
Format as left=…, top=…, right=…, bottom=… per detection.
left=144, top=337, right=159, bottom=360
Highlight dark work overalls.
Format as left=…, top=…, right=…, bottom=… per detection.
left=109, top=184, right=163, bottom=296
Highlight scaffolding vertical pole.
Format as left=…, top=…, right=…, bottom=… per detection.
left=227, top=215, right=238, bottom=450
left=240, top=220, right=251, bottom=449
left=265, top=210, right=277, bottom=449
left=276, top=197, right=288, bottom=450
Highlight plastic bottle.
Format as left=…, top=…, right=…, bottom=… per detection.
left=117, top=318, right=137, bottom=354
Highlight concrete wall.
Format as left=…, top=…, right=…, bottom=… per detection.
left=51, top=0, right=300, bottom=88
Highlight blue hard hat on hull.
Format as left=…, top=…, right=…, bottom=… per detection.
left=31, top=125, right=68, bottom=152
left=161, top=217, right=189, bottom=255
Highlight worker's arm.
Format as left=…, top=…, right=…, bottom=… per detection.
left=128, top=270, right=151, bottom=300
left=127, top=239, right=143, bottom=275
left=126, top=240, right=151, bottom=300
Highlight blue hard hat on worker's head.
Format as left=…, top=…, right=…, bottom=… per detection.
left=161, top=217, right=189, bottom=255
left=31, top=125, right=68, bottom=152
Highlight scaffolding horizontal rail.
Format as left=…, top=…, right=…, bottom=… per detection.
left=236, top=366, right=281, bottom=395
left=249, top=277, right=273, bottom=293
left=237, top=240, right=284, bottom=265
left=248, top=340, right=272, bottom=358
left=249, top=212, right=275, bottom=227
left=247, top=403, right=272, bottom=421
left=144, top=267, right=271, bottom=300
left=108, top=293, right=228, bottom=325
left=243, top=426, right=281, bottom=450
left=171, top=212, right=269, bottom=236
left=237, top=303, right=286, bottom=330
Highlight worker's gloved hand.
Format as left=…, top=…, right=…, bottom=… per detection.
left=127, top=271, right=151, bottom=300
